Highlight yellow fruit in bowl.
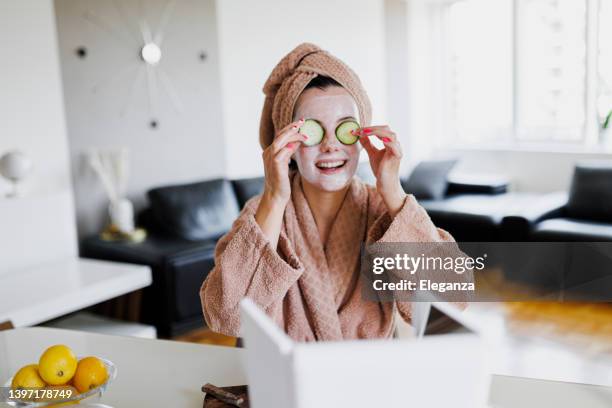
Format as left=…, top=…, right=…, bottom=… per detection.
left=72, top=356, right=108, bottom=393
left=39, top=345, right=78, bottom=385
left=11, top=364, right=46, bottom=389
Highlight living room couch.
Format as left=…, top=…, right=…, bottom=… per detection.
left=82, top=162, right=609, bottom=336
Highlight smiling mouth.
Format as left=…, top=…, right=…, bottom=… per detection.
left=316, top=160, right=347, bottom=170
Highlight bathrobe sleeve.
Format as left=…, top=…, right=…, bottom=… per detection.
left=200, top=196, right=304, bottom=337
left=365, top=190, right=459, bottom=324
left=366, top=193, right=455, bottom=245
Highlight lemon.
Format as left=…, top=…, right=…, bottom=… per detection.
left=38, top=345, right=78, bottom=385
left=11, top=364, right=46, bottom=389
left=72, top=356, right=108, bottom=393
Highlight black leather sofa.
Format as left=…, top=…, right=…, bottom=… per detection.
left=397, top=160, right=567, bottom=241
left=82, top=172, right=512, bottom=336
left=530, top=163, right=612, bottom=242
left=417, top=179, right=567, bottom=242
left=82, top=163, right=600, bottom=337
left=81, top=178, right=264, bottom=337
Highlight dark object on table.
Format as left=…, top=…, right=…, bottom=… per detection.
left=202, top=384, right=249, bottom=408
left=81, top=177, right=265, bottom=337
left=99, top=224, right=147, bottom=242
left=0, top=320, right=14, bottom=331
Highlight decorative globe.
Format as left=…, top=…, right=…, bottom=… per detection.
left=0, top=151, right=32, bottom=182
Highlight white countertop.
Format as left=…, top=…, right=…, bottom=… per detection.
left=0, top=258, right=152, bottom=327
left=433, top=301, right=612, bottom=387
left=0, top=327, right=610, bottom=407
left=0, top=327, right=245, bottom=407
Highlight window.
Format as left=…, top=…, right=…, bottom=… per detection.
left=446, top=0, right=513, bottom=143
left=437, top=0, right=608, bottom=147
left=516, top=0, right=586, bottom=141
left=599, top=0, right=612, bottom=122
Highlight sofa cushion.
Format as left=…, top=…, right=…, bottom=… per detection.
left=446, top=175, right=509, bottom=195
left=419, top=194, right=506, bottom=241
left=420, top=192, right=562, bottom=241
left=401, top=159, right=457, bottom=200
left=148, top=179, right=240, bottom=241
left=232, top=177, right=265, bottom=209
left=566, top=163, right=612, bottom=222
left=532, top=218, right=612, bottom=242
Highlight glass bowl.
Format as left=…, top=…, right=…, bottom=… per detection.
left=3, top=357, right=117, bottom=407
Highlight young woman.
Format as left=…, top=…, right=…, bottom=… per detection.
left=200, top=43, right=456, bottom=342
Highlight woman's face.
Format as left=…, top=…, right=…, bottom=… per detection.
left=292, top=86, right=361, bottom=192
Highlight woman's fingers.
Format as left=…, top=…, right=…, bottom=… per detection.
left=278, top=117, right=305, bottom=135
left=272, top=119, right=308, bottom=153
left=274, top=140, right=299, bottom=163
left=382, top=136, right=402, bottom=158
left=355, top=125, right=394, bottom=141
left=272, top=131, right=307, bottom=154
left=384, top=144, right=401, bottom=158
left=356, top=125, right=402, bottom=158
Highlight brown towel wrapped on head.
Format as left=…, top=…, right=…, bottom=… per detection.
left=259, top=42, right=372, bottom=149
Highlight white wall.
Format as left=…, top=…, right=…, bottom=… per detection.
left=55, top=0, right=226, bottom=237
left=215, top=0, right=388, bottom=178
left=0, top=0, right=73, bottom=196
left=384, top=0, right=412, bottom=175
left=0, top=0, right=77, bottom=271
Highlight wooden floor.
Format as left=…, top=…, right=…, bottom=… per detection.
left=173, top=327, right=237, bottom=347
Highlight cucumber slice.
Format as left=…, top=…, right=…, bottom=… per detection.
left=299, top=119, right=324, bottom=146
left=335, top=120, right=360, bottom=145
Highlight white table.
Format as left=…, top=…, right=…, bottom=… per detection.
left=1, top=328, right=611, bottom=407
left=433, top=301, right=612, bottom=387
left=0, top=258, right=151, bottom=327
left=0, top=328, right=245, bottom=407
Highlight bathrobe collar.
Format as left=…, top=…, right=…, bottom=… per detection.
left=285, top=173, right=368, bottom=341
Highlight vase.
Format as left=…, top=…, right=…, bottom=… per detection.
left=109, top=198, right=135, bottom=233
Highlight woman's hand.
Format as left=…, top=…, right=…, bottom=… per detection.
left=261, top=118, right=307, bottom=205
left=256, top=118, right=307, bottom=248
left=355, top=125, right=407, bottom=217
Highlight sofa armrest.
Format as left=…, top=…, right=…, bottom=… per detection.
left=501, top=192, right=568, bottom=240
left=512, top=192, right=568, bottom=224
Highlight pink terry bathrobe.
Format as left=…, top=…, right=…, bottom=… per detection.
left=200, top=173, right=456, bottom=342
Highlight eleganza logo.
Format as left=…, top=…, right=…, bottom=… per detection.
left=361, top=242, right=612, bottom=303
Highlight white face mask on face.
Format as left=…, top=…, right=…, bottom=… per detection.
left=292, top=87, right=361, bottom=192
